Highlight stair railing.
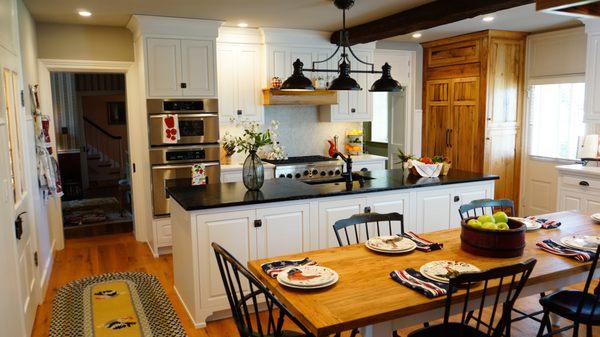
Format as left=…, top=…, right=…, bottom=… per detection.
left=83, top=117, right=125, bottom=177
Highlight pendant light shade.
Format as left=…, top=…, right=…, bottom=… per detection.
left=281, top=59, right=315, bottom=90
left=370, top=63, right=403, bottom=92
left=328, top=60, right=361, bottom=91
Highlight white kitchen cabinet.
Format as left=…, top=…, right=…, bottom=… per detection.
left=449, top=186, right=490, bottom=228
left=356, top=160, right=387, bottom=173
left=584, top=22, right=600, bottom=122
left=146, top=37, right=217, bottom=98
left=318, top=197, right=367, bottom=248
left=255, top=204, right=310, bottom=258
left=556, top=164, right=600, bottom=212
left=217, top=43, right=264, bottom=122
left=367, top=192, right=413, bottom=233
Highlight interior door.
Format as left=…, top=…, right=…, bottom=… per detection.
left=450, top=77, right=481, bottom=172
left=2, top=69, right=37, bottom=336
left=423, top=79, right=451, bottom=159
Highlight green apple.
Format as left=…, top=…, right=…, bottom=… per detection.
left=482, top=222, right=498, bottom=230
left=478, top=215, right=495, bottom=224
left=467, top=219, right=482, bottom=228
left=493, top=211, right=509, bottom=224
left=497, top=222, right=509, bottom=230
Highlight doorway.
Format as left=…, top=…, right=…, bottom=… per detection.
left=50, top=72, right=133, bottom=238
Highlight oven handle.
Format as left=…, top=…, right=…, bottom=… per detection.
left=152, top=162, right=220, bottom=170
left=149, top=114, right=218, bottom=119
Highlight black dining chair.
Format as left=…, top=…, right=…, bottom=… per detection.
left=536, top=244, right=600, bottom=337
left=212, top=242, right=314, bottom=337
left=408, top=258, right=537, bottom=337
left=333, top=212, right=405, bottom=246
left=332, top=212, right=404, bottom=337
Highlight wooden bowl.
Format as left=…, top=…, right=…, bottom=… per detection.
left=460, top=218, right=526, bottom=258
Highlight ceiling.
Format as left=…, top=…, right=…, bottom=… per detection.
left=24, top=0, right=580, bottom=42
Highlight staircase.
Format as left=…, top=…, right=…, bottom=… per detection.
left=84, top=117, right=126, bottom=187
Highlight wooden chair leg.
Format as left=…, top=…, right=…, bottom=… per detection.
left=350, top=328, right=359, bottom=337
left=573, top=323, right=579, bottom=337
left=537, top=310, right=550, bottom=337
left=586, top=324, right=592, bottom=337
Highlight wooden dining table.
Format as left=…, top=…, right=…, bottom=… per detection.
left=247, top=211, right=600, bottom=337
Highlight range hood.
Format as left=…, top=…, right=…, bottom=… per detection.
left=262, top=88, right=338, bottom=106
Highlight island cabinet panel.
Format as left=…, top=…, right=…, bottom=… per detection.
left=255, top=204, right=310, bottom=258
left=556, top=167, right=600, bottom=213
left=366, top=192, right=413, bottom=233
left=319, top=198, right=367, bottom=248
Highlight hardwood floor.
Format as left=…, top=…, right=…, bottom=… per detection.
left=31, top=233, right=597, bottom=337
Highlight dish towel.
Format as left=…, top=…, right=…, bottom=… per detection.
left=261, top=258, right=316, bottom=278
left=527, top=216, right=561, bottom=229
left=390, top=268, right=455, bottom=298
left=162, top=114, right=180, bottom=143
left=401, top=232, right=443, bottom=252
left=536, top=240, right=597, bottom=262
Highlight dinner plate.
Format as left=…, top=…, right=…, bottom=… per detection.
left=365, top=235, right=417, bottom=253
left=420, top=260, right=481, bottom=283
left=509, top=217, right=541, bottom=231
left=591, top=213, right=600, bottom=223
left=276, top=265, right=339, bottom=289
left=560, top=235, right=600, bottom=252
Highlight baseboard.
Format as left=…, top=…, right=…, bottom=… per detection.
left=39, top=239, right=56, bottom=303
left=173, top=285, right=206, bottom=329
left=146, top=241, right=159, bottom=258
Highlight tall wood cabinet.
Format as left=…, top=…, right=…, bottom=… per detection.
left=421, top=30, right=526, bottom=204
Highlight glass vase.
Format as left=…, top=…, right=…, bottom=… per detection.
left=242, top=150, right=264, bottom=191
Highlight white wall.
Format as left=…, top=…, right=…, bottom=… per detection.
left=520, top=27, right=587, bottom=216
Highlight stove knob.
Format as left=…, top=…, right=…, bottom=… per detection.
left=312, top=169, right=318, bottom=175
left=279, top=174, right=286, bottom=178
left=303, top=170, right=310, bottom=176
left=286, top=174, right=293, bottom=179
left=335, top=169, right=341, bottom=175
left=320, top=171, right=326, bottom=176
left=295, top=173, right=301, bottom=179
left=328, top=170, right=334, bottom=176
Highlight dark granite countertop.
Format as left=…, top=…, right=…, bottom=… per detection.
left=166, top=169, right=499, bottom=211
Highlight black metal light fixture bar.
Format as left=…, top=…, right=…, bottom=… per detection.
left=281, top=0, right=403, bottom=92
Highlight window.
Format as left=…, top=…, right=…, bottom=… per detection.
left=369, top=92, right=389, bottom=143
left=529, top=81, right=585, bottom=160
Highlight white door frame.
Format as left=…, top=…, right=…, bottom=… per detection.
left=37, top=59, right=147, bottom=249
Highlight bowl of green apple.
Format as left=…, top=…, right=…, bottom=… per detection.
left=460, top=211, right=527, bottom=258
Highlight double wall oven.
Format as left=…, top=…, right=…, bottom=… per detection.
left=148, top=99, right=220, bottom=216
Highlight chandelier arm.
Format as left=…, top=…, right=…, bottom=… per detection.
left=346, top=45, right=375, bottom=72
left=311, top=44, right=342, bottom=69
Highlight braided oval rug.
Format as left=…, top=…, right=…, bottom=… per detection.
left=50, top=272, right=187, bottom=337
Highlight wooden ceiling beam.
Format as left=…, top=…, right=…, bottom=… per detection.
left=330, top=0, right=534, bottom=45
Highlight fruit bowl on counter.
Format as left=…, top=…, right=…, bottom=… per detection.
left=460, top=212, right=527, bottom=258
left=406, top=156, right=451, bottom=177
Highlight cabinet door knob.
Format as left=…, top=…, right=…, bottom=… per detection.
left=351, top=108, right=356, bottom=113
left=454, top=196, right=460, bottom=202
left=579, top=181, right=590, bottom=186
left=237, top=109, right=243, bottom=116
left=253, top=219, right=262, bottom=228
left=364, top=206, right=371, bottom=213
left=180, top=83, right=187, bottom=89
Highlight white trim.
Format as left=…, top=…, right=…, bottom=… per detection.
left=528, top=74, right=585, bottom=85
left=38, top=239, right=55, bottom=302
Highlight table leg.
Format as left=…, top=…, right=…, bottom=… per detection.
left=360, top=321, right=393, bottom=337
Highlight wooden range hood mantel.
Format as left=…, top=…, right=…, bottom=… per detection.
left=261, top=88, right=338, bottom=106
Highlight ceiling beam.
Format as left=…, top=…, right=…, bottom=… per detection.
left=330, top=0, right=534, bottom=45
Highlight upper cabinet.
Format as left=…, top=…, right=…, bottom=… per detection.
left=584, top=21, right=600, bottom=123
left=146, top=38, right=217, bottom=98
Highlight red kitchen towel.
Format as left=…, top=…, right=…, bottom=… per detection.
left=162, top=114, right=180, bottom=143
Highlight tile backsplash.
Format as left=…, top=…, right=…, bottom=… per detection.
left=220, top=106, right=361, bottom=163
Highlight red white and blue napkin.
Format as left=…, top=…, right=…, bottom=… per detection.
left=536, top=239, right=596, bottom=262
left=390, top=268, right=455, bottom=298
left=401, top=232, right=443, bottom=252
left=261, top=258, right=317, bottom=278
left=527, top=216, right=561, bottom=229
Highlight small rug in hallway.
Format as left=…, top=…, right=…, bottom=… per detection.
left=50, top=272, right=187, bottom=337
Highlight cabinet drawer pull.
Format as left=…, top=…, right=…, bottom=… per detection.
left=253, top=219, right=262, bottom=228
left=351, top=108, right=356, bottom=113
left=180, top=82, right=187, bottom=89
left=579, top=181, right=590, bottom=186
left=454, top=196, right=460, bottom=202
left=237, top=109, right=243, bottom=115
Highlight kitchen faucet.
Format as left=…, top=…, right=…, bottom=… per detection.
left=333, top=151, right=353, bottom=184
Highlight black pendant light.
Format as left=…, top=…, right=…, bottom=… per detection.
left=370, top=63, right=403, bottom=92
left=329, top=60, right=361, bottom=91
left=280, top=0, right=402, bottom=93
left=280, top=59, right=315, bottom=90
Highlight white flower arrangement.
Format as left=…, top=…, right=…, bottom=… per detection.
left=232, top=119, right=287, bottom=160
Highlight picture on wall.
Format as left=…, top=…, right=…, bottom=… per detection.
left=107, top=101, right=126, bottom=125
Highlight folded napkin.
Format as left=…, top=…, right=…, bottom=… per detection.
left=261, top=258, right=316, bottom=278
left=527, top=216, right=561, bottom=229
left=401, top=231, right=443, bottom=252
left=536, top=240, right=597, bottom=262
left=390, top=268, right=455, bottom=298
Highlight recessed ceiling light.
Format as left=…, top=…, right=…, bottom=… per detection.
left=237, top=22, right=248, bottom=28
left=482, top=16, right=495, bottom=22
left=412, top=33, right=422, bottom=39
left=78, top=10, right=92, bottom=17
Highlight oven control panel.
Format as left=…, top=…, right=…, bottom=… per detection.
left=165, top=149, right=206, bottom=161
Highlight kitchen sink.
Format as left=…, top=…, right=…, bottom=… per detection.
left=301, top=173, right=374, bottom=185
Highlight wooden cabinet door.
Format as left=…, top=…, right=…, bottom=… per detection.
left=255, top=203, right=310, bottom=258
left=485, top=128, right=517, bottom=201
left=146, top=38, right=182, bottom=97
left=423, top=79, right=452, bottom=158
left=450, top=77, right=481, bottom=172
left=181, top=39, right=216, bottom=97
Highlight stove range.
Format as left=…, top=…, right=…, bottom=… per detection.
left=263, top=155, right=345, bottom=180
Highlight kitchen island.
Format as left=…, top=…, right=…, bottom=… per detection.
left=167, top=169, right=498, bottom=327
